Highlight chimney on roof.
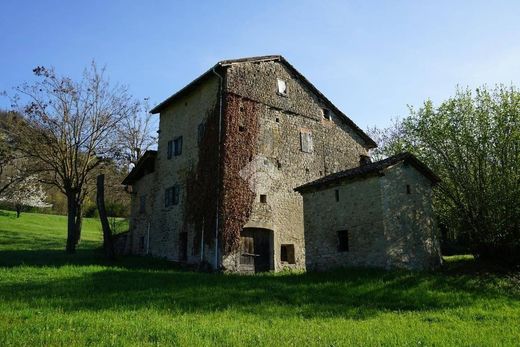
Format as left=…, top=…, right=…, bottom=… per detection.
left=359, top=155, right=372, bottom=166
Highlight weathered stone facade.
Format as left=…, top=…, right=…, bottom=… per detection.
left=124, top=55, right=441, bottom=273
left=297, top=154, right=442, bottom=271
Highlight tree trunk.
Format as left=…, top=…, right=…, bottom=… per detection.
left=74, top=204, right=83, bottom=245
left=97, top=174, right=115, bottom=260
left=15, top=204, right=21, bottom=218
left=66, top=192, right=77, bottom=254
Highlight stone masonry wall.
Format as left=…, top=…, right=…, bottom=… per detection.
left=148, top=75, right=220, bottom=266
left=222, top=61, right=370, bottom=271
left=128, top=172, right=157, bottom=255
left=302, top=163, right=441, bottom=271
left=381, top=164, right=442, bottom=269
left=303, top=175, right=386, bottom=271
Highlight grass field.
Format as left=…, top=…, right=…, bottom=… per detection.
left=0, top=210, right=519, bottom=346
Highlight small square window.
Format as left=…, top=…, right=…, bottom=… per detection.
left=260, top=194, right=267, bottom=203
left=281, top=244, right=295, bottom=264
left=337, top=230, right=349, bottom=252
left=323, top=108, right=332, bottom=121
left=167, top=140, right=173, bottom=159
left=174, top=136, right=183, bottom=156
left=335, top=189, right=339, bottom=202
left=238, top=125, right=246, bottom=132
left=277, top=79, right=287, bottom=96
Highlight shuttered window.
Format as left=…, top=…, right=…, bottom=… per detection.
left=300, top=130, right=313, bottom=153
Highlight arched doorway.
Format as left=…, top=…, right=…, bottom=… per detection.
left=239, top=228, right=273, bottom=273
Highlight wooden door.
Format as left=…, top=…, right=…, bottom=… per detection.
left=239, top=228, right=272, bottom=272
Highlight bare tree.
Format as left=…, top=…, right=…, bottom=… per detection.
left=8, top=63, right=137, bottom=253
left=116, top=98, right=157, bottom=169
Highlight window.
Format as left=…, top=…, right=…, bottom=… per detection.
left=139, top=195, right=146, bottom=213
left=167, top=140, right=173, bottom=159
left=277, top=78, right=287, bottom=96
left=281, top=244, right=295, bottom=264
left=197, top=123, right=205, bottom=144
left=337, top=230, right=349, bottom=252
left=300, top=130, right=314, bottom=153
left=165, top=187, right=173, bottom=207
left=238, top=125, right=246, bottom=132
left=174, top=136, right=183, bottom=156
left=260, top=194, right=267, bottom=203
left=406, top=184, right=411, bottom=194
left=173, top=185, right=180, bottom=205
left=335, top=189, right=340, bottom=202
left=322, top=108, right=332, bottom=121
left=165, top=185, right=180, bottom=207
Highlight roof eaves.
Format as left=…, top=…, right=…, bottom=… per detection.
left=121, top=150, right=157, bottom=185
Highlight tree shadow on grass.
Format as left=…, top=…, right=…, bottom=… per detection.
left=1, top=249, right=518, bottom=320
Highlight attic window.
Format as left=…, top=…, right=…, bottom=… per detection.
left=277, top=79, right=287, bottom=96
left=260, top=194, right=267, bottom=203
left=323, top=108, right=332, bottom=121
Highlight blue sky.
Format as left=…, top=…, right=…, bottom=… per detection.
left=1, top=0, right=519, bottom=129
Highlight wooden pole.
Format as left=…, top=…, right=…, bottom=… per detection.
left=97, top=174, right=115, bottom=260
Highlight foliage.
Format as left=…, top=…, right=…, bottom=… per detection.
left=0, top=175, right=50, bottom=216
left=0, top=210, right=519, bottom=346
left=369, top=85, right=520, bottom=263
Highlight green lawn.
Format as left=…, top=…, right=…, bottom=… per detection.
left=0, top=210, right=519, bottom=346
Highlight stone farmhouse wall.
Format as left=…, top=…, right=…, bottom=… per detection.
left=221, top=61, right=369, bottom=271
left=303, top=163, right=441, bottom=271
left=140, top=76, right=219, bottom=263
left=381, top=164, right=442, bottom=269
left=125, top=57, right=374, bottom=272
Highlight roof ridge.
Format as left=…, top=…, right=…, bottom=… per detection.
left=295, top=152, right=439, bottom=192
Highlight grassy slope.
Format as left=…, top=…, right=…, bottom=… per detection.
left=0, top=210, right=519, bottom=346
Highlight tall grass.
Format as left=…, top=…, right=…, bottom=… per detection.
left=0, top=210, right=519, bottom=346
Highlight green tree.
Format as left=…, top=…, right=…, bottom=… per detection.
left=369, top=85, right=520, bottom=263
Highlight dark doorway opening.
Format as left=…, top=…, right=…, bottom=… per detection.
left=239, top=228, right=273, bottom=273
left=179, top=232, right=188, bottom=261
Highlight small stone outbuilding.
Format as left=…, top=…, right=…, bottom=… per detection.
left=295, top=152, right=442, bottom=271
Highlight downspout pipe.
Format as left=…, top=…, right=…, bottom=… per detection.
left=212, top=66, right=224, bottom=270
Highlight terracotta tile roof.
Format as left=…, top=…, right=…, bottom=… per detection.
left=149, top=55, right=377, bottom=149
left=295, top=152, right=440, bottom=193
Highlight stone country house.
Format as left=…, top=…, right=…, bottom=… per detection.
left=119, top=55, right=442, bottom=272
